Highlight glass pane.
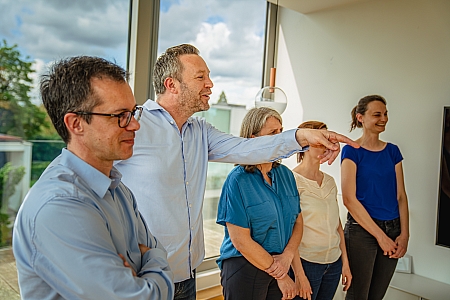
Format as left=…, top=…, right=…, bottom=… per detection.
left=195, top=107, right=231, bottom=133
left=0, top=0, right=130, bottom=249
left=159, top=0, right=267, bottom=259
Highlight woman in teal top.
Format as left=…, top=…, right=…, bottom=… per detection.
left=216, top=107, right=309, bottom=300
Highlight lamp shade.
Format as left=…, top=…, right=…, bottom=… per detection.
left=255, top=86, right=287, bottom=114
left=255, top=67, right=287, bottom=114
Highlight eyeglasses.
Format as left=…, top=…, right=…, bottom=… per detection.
left=73, top=106, right=143, bottom=128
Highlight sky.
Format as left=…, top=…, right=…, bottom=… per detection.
left=0, top=0, right=267, bottom=107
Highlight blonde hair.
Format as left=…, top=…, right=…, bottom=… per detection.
left=296, top=121, right=328, bottom=163
left=239, top=107, right=282, bottom=172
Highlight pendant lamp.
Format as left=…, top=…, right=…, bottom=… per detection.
left=255, top=67, right=287, bottom=114
left=254, top=0, right=287, bottom=114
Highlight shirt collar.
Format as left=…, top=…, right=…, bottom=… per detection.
left=143, top=99, right=194, bottom=125
left=60, top=148, right=121, bottom=198
left=143, top=99, right=164, bottom=111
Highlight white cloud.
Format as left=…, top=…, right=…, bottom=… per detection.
left=1, top=0, right=267, bottom=106
left=156, top=0, right=266, bottom=106
left=1, top=0, right=129, bottom=64
left=194, top=22, right=231, bottom=55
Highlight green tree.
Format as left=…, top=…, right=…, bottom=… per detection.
left=0, top=39, right=49, bottom=140
left=0, top=162, right=25, bottom=246
left=29, top=105, right=65, bottom=185
left=31, top=105, right=65, bottom=162
left=217, top=91, right=228, bottom=104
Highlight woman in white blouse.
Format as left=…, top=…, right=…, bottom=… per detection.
left=292, top=121, right=352, bottom=300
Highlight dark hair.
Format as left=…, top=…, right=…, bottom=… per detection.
left=153, top=44, right=200, bottom=96
left=296, top=121, right=328, bottom=163
left=239, top=107, right=282, bottom=173
left=40, top=56, right=128, bottom=143
left=350, top=94, right=387, bottom=131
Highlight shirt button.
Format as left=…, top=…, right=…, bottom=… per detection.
left=186, top=182, right=189, bottom=185
left=189, top=203, right=192, bottom=207
left=191, top=227, right=194, bottom=230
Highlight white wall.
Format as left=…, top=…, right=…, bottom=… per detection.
left=278, top=0, right=450, bottom=285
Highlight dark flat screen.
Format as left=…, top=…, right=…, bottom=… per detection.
left=437, top=107, right=450, bottom=248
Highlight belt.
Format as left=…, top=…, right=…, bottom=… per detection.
left=348, top=213, right=400, bottom=228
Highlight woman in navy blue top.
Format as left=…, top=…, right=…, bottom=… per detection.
left=341, top=95, right=410, bottom=300
left=217, top=107, right=309, bottom=300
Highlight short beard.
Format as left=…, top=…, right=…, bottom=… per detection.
left=178, top=82, right=210, bottom=117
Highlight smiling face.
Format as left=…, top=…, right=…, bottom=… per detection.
left=357, top=100, right=388, bottom=134
left=79, top=77, right=140, bottom=170
left=177, top=54, right=213, bottom=115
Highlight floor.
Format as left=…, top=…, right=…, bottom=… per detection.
left=0, top=247, right=20, bottom=299
left=203, top=218, right=224, bottom=258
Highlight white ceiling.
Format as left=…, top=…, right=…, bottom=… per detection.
left=267, top=0, right=371, bottom=14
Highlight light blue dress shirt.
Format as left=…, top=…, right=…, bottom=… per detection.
left=216, top=165, right=301, bottom=269
left=115, top=99, right=305, bottom=282
left=13, top=149, right=174, bottom=300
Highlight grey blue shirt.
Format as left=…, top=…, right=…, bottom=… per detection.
left=13, top=149, right=174, bottom=300
left=115, top=99, right=305, bottom=282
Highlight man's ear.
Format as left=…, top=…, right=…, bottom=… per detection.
left=64, top=113, right=84, bottom=136
left=164, top=77, right=178, bottom=94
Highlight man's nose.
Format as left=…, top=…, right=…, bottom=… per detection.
left=205, top=76, right=213, bottom=88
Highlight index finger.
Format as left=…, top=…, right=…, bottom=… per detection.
left=329, top=132, right=360, bottom=148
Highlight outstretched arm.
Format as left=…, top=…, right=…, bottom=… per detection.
left=207, top=123, right=358, bottom=166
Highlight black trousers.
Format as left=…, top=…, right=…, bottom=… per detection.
left=344, top=214, right=400, bottom=300
left=221, top=256, right=283, bottom=300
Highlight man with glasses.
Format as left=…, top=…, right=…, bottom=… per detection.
left=115, top=44, right=359, bottom=300
left=13, top=56, right=174, bottom=299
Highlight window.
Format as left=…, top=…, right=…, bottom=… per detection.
left=0, top=0, right=130, bottom=248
